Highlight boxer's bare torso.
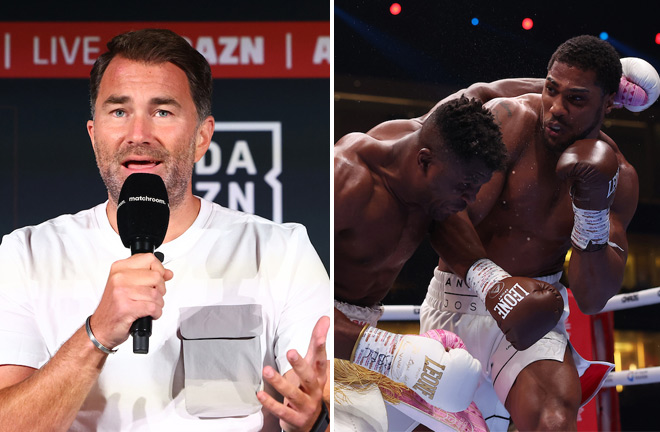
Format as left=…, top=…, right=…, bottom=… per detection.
left=335, top=119, right=491, bottom=307
left=448, top=94, right=575, bottom=276
left=434, top=62, right=639, bottom=318
left=439, top=92, right=637, bottom=279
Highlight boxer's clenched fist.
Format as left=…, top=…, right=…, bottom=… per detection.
left=89, top=253, right=173, bottom=351
left=351, top=326, right=481, bottom=412
left=467, top=259, right=563, bottom=351
left=556, top=139, right=619, bottom=251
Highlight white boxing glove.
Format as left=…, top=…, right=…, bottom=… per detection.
left=615, top=57, right=660, bottom=112
left=351, top=326, right=481, bottom=412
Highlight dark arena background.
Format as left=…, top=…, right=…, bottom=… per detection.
left=335, top=1, right=660, bottom=431
left=0, top=1, right=330, bottom=271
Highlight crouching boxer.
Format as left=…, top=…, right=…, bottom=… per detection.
left=421, top=36, right=657, bottom=431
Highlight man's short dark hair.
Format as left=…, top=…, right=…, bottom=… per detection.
left=548, top=35, right=621, bottom=95
left=426, top=96, right=506, bottom=171
left=89, top=28, right=213, bottom=121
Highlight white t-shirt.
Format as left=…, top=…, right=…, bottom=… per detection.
left=0, top=198, right=330, bottom=431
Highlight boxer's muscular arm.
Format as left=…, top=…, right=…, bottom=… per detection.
left=334, top=138, right=376, bottom=360
left=334, top=135, right=373, bottom=233
left=417, top=78, right=545, bottom=122
left=0, top=327, right=108, bottom=431
left=463, top=78, right=545, bottom=103
left=568, top=149, right=639, bottom=314
left=429, top=211, right=487, bottom=279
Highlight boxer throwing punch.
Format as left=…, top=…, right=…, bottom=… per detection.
left=334, top=94, right=565, bottom=424
left=421, top=35, right=659, bottom=431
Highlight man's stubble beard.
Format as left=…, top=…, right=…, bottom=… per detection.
left=93, top=136, right=198, bottom=212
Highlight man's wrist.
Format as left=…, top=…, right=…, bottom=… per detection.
left=308, top=401, right=329, bottom=432
left=85, top=315, right=117, bottom=354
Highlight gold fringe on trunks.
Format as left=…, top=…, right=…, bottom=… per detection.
left=334, top=359, right=409, bottom=405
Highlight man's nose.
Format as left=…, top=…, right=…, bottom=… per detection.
left=549, top=97, right=567, bottom=117
left=126, top=114, right=153, bottom=144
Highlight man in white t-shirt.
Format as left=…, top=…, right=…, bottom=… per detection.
left=0, top=29, right=330, bottom=432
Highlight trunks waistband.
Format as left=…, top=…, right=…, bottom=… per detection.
left=427, top=268, right=563, bottom=316
left=334, top=299, right=384, bottom=327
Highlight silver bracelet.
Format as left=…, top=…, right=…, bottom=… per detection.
left=85, top=315, right=117, bottom=354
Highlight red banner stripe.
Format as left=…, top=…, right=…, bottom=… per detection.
left=0, top=22, right=330, bottom=78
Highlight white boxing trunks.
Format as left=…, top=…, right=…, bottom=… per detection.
left=420, top=268, right=614, bottom=432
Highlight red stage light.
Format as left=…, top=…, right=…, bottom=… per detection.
left=656, top=33, right=660, bottom=45
left=522, top=18, right=534, bottom=30
left=390, top=3, right=402, bottom=15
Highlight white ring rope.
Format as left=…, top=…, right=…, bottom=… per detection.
left=380, top=305, right=422, bottom=321
left=597, top=287, right=660, bottom=312
left=380, top=287, right=660, bottom=321
left=380, top=287, right=660, bottom=387
left=602, top=366, right=660, bottom=387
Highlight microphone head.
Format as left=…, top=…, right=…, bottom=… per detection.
left=117, top=173, right=170, bottom=250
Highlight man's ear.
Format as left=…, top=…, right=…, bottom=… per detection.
left=194, top=116, right=216, bottom=162
left=417, top=148, right=433, bottom=172
left=604, top=92, right=616, bottom=115
left=87, top=119, right=95, bottom=151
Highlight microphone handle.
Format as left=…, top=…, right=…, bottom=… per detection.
left=130, top=317, right=152, bottom=354
left=130, top=238, right=159, bottom=354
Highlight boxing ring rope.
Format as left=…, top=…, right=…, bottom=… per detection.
left=602, top=366, right=660, bottom=387
left=380, top=286, right=660, bottom=387
left=380, top=287, right=660, bottom=320
left=596, top=287, right=660, bottom=312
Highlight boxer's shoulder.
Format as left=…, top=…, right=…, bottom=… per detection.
left=335, top=131, right=368, bottom=153
left=485, top=94, right=540, bottom=121
left=483, top=95, right=539, bottom=159
left=484, top=95, right=539, bottom=144
left=366, top=118, right=421, bottom=140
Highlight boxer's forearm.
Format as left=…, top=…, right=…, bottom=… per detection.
left=430, top=212, right=487, bottom=279
left=461, top=78, right=545, bottom=104
left=0, top=326, right=107, bottom=431
left=418, top=78, right=545, bottom=122
left=567, top=246, right=627, bottom=314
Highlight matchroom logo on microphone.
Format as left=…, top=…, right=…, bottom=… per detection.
left=193, top=122, right=282, bottom=223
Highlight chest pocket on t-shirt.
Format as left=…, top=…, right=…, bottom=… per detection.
left=179, top=304, right=263, bottom=418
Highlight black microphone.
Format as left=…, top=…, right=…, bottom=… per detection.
left=116, top=173, right=169, bottom=354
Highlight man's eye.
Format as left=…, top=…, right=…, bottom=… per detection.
left=156, top=110, right=170, bottom=117
left=112, top=109, right=126, bottom=117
